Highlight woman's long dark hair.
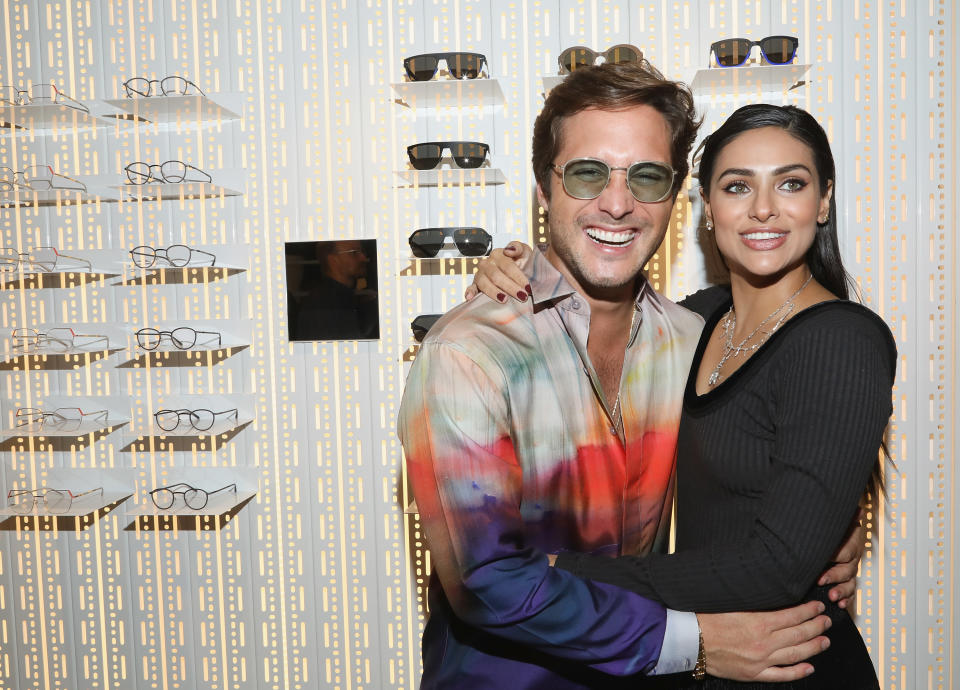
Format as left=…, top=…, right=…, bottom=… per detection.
left=698, top=104, right=855, bottom=300
left=700, top=104, right=890, bottom=497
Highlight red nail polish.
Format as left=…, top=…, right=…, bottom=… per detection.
left=517, top=291, right=527, bottom=302
left=525, top=284, right=532, bottom=296
left=497, top=292, right=506, bottom=303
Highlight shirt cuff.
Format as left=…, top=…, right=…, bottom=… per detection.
left=650, top=609, right=699, bottom=675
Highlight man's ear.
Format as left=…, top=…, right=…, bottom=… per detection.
left=536, top=183, right=549, bottom=214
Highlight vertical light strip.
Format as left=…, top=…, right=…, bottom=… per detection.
left=250, top=0, right=291, bottom=685
left=949, top=2, right=957, bottom=685
left=92, top=512, right=110, bottom=690
left=214, top=524, right=230, bottom=690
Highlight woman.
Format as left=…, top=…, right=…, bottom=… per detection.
left=470, top=104, right=894, bottom=688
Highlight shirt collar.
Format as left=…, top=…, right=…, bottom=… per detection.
left=523, top=248, right=664, bottom=314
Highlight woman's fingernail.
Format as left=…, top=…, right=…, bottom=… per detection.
left=516, top=291, right=527, bottom=302
left=525, top=284, right=532, bottom=296
left=497, top=293, right=506, bottom=303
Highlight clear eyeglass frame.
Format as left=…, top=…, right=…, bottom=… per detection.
left=7, top=487, right=103, bottom=514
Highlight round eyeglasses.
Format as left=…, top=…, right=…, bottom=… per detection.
left=551, top=157, right=677, bottom=203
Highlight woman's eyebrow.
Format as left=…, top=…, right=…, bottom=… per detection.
left=717, top=163, right=812, bottom=178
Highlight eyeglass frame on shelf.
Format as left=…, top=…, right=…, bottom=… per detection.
left=7, top=486, right=104, bottom=514
left=0, top=246, right=92, bottom=274
left=123, top=161, right=212, bottom=186
left=135, top=327, right=223, bottom=351
left=148, top=482, right=236, bottom=511
left=15, top=407, right=110, bottom=431
left=11, top=327, right=110, bottom=353
left=122, top=76, right=205, bottom=98
left=153, top=408, right=239, bottom=433
left=130, top=244, right=217, bottom=269
left=0, top=165, right=87, bottom=194
left=0, top=83, right=90, bottom=114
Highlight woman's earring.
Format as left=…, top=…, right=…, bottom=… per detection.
left=818, top=213, right=829, bottom=224
left=705, top=219, right=713, bottom=231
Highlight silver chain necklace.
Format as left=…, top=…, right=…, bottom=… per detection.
left=707, top=273, right=814, bottom=387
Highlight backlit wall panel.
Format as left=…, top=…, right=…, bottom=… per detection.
left=0, top=2, right=953, bottom=689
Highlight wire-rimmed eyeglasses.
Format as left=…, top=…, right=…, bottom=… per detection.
left=135, top=327, right=222, bottom=351
left=154, top=408, right=239, bottom=432
left=0, top=246, right=92, bottom=274
left=123, top=76, right=205, bottom=98
left=130, top=244, right=216, bottom=269
left=550, top=157, right=677, bottom=203
left=149, top=482, right=236, bottom=511
left=7, top=487, right=103, bottom=514
left=0, top=165, right=87, bottom=194
left=12, top=327, right=109, bottom=353
left=15, top=407, right=109, bottom=432
left=124, top=161, right=212, bottom=186
left=0, top=84, right=89, bottom=114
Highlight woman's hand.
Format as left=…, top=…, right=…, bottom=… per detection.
left=464, top=241, right=535, bottom=302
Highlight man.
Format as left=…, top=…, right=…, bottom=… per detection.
left=294, top=240, right=378, bottom=339
left=398, top=60, right=856, bottom=688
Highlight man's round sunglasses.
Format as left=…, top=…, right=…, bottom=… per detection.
left=551, top=158, right=677, bottom=203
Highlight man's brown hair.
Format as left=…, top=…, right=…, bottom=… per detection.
left=532, top=60, right=701, bottom=201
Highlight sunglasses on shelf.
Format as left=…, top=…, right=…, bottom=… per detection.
left=411, top=314, right=443, bottom=343
left=403, top=52, right=488, bottom=81
left=552, top=157, right=677, bottom=203
left=407, top=141, right=489, bottom=170
left=408, top=227, right=492, bottom=258
left=710, top=36, right=798, bottom=67
left=557, top=44, right=643, bottom=74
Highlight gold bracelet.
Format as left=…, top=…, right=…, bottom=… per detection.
left=693, top=626, right=707, bottom=680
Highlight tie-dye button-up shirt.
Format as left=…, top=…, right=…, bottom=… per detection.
left=398, top=252, right=703, bottom=689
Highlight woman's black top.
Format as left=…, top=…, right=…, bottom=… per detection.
left=555, top=294, right=895, bottom=687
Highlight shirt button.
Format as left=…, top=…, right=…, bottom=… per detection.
left=570, top=298, right=581, bottom=310
left=610, top=426, right=618, bottom=435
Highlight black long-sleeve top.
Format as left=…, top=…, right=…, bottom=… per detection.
left=555, top=296, right=896, bottom=612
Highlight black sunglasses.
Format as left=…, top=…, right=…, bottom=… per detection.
left=557, top=44, right=643, bottom=74
left=407, top=141, right=489, bottom=170
left=404, top=52, right=488, bottom=81
left=409, top=227, right=492, bottom=258
left=411, top=315, right=442, bottom=343
left=710, top=36, right=798, bottom=67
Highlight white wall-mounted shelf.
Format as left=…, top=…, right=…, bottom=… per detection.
left=395, top=167, right=506, bottom=188
left=102, top=92, right=242, bottom=124
left=691, top=64, right=811, bottom=96
left=390, top=78, right=504, bottom=108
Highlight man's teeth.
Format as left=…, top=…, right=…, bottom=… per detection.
left=742, top=231, right=786, bottom=240
left=586, top=228, right=636, bottom=245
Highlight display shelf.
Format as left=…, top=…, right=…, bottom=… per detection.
left=690, top=64, right=811, bottom=96
left=117, top=345, right=249, bottom=369
left=390, top=78, right=504, bottom=108
left=124, top=493, right=255, bottom=532
left=119, top=266, right=245, bottom=285
left=120, top=420, right=252, bottom=453
left=113, top=181, right=242, bottom=202
left=0, top=102, right=99, bottom=132
left=0, top=348, right=122, bottom=371
left=0, top=271, right=118, bottom=290
left=0, top=422, right=128, bottom=452
left=394, top=167, right=506, bottom=188
left=0, top=188, right=118, bottom=208
left=102, top=92, right=242, bottom=124
left=400, top=255, right=487, bottom=275
left=0, top=494, right=131, bottom=532
left=540, top=75, right=566, bottom=95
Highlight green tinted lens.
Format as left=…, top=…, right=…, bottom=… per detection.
left=627, top=162, right=675, bottom=202
left=562, top=159, right=611, bottom=198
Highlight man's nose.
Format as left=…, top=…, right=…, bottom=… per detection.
left=595, top=169, right=634, bottom=218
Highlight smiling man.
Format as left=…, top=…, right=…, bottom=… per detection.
left=398, top=60, right=841, bottom=689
